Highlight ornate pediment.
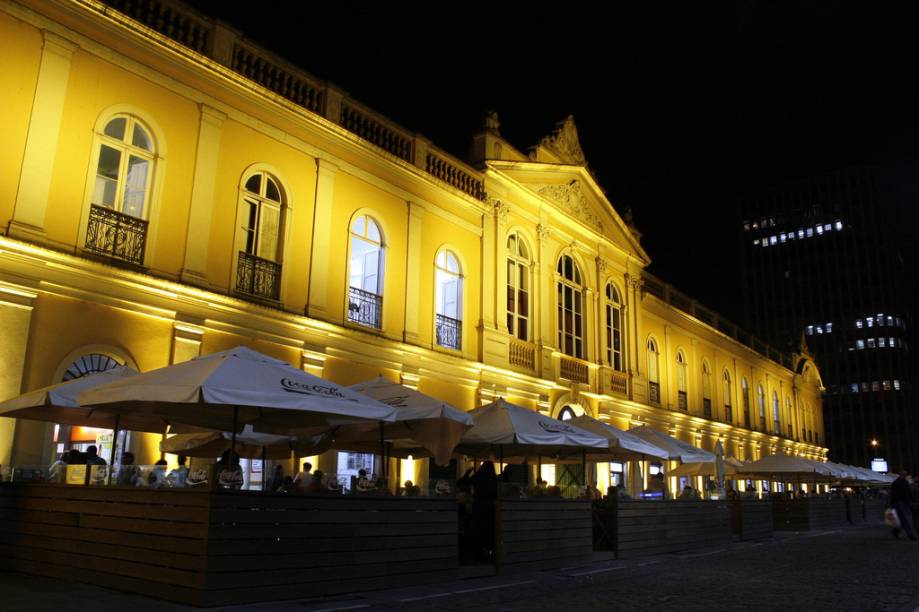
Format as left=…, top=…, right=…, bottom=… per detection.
left=539, top=116, right=587, bottom=166
left=536, top=180, right=603, bottom=231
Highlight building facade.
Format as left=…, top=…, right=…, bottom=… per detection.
left=740, top=168, right=914, bottom=473
left=0, top=0, right=826, bottom=482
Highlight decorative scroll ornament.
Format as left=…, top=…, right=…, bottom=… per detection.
left=540, top=115, right=587, bottom=166
left=489, top=198, right=509, bottom=224
left=596, top=257, right=608, bottom=275
left=536, top=223, right=552, bottom=241
left=536, top=180, right=603, bottom=231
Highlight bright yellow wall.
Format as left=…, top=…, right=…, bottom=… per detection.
left=418, top=378, right=477, bottom=411
left=0, top=12, right=41, bottom=229
left=207, top=119, right=316, bottom=301
left=44, top=49, right=198, bottom=274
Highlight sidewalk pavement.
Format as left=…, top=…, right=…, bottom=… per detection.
left=4, top=525, right=919, bottom=611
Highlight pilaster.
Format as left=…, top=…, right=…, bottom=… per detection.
left=402, top=202, right=424, bottom=344
left=0, top=281, right=38, bottom=468
left=181, top=105, right=226, bottom=286
left=10, top=31, right=78, bottom=243
left=306, top=159, right=338, bottom=319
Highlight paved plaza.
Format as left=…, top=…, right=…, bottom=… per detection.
left=4, top=524, right=919, bottom=612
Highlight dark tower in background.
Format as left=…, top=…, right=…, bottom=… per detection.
left=739, top=167, right=914, bottom=473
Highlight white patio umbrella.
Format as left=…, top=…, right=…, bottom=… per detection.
left=456, top=398, right=608, bottom=460
left=736, top=454, right=838, bottom=487
left=627, top=425, right=717, bottom=463
left=340, top=377, right=473, bottom=465
left=566, top=415, right=670, bottom=461
left=670, top=459, right=744, bottom=478
left=79, top=346, right=398, bottom=460
left=160, top=425, right=311, bottom=460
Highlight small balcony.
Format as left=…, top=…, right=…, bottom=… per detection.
left=609, top=370, right=629, bottom=396
left=84, top=204, right=148, bottom=267
left=435, top=314, right=461, bottom=350
left=509, top=339, right=535, bottom=370
left=348, top=286, right=382, bottom=329
left=236, top=251, right=281, bottom=301
left=560, top=355, right=589, bottom=385
left=648, top=381, right=661, bottom=405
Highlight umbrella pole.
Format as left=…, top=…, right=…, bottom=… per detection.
left=261, top=446, right=267, bottom=492
left=230, top=406, right=239, bottom=470
left=538, top=455, right=542, bottom=483
left=379, top=422, right=386, bottom=481
left=160, top=424, right=168, bottom=462
left=108, top=414, right=120, bottom=486
left=581, top=449, right=587, bottom=487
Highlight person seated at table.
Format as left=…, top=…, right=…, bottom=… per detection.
left=148, top=459, right=168, bottom=488
left=84, top=445, right=106, bottom=467
left=166, top=455, right=189, bottom=487
left=649, top=473, right=669, bottom=499
left=402, top=479, right=420, bottom=496
left=292, top=461, right=312, bottom=490
left=616, top=484, right=632, bottom=500
left=48, top=452, right=68, bottom=483
left=266, top=464, right=283, bottom=492
left=305, top=470, right=327, bottom=494
left=679, top=485, right=696, bottom=500
left=67, top=448, right=85, bottom=465
left=116, top=452, right=141, bottom=487
left=277, top=475, right=294, bottom=492
left=215, top=450, right=242, bottom=489
left=355, top=468, right=375, bottom=492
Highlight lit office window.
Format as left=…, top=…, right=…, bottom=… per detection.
left=894, top=380, right=901, bottom=391
left=890, top=337, right=896, bottom=347
left=824, top=224, right=831, bottom=232
left=753, top=239, right=760, bottom=246
left=850, top=383, right=858, bottom=393
left=856, top=319, right=863, bottom=329
left=797, top=229, right=804, bottom=239
left=867, top=317, right=874, bottom=327
left=816, top=325, right=823, bottom=334
left=806, top=325, right=814, bottom=336
left=867, top=338, right=876, bottom=349
left=861, top=382, right=869, bottom=392
left=835, top=220, right=843, bottom=230
left=879, top=337, right=886, bottom=348
left=770, top=235, right=777, bottom=245
left=886, top=316, right=894, bottom=326
left=806, top=228, right=814, bottom=237
left=816, top=225, right=823, bottom=235
left=883, top=380, right=892, bottom=391
left=856, top=340, right=865, bottom=350
left=826, top=322, right=833, bottom=333
left=871, top=381, right=880, bottom=392
left=780, top=233, right=787, bottom=242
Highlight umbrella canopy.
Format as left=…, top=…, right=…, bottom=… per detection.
left=79, top=346, right=398, bottom=433
left=627, top=426, right=716, bottom=463
left=160, top=425, right=333, bottom=460
left=566, top=415, right=670, bottom=461
left=737, top=454, right=837, bottom=480
left=456, top=399, right=608, bottom=458
left=339, top=377, right=473, bottom=465
left=670, top=460, right=743, bottom=478
left=0, top=366, right=168, bottom=433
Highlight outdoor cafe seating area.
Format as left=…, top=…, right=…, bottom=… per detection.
left=0, top=346, right=896, bottom=606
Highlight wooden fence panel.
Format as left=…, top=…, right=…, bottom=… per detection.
left=496, top=498, right=593, bottom=573
left=730, top=499, right=773, bottom=541
left=617, top=500, right=732, bottom=558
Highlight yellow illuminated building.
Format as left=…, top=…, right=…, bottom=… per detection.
left=0, top=0, right=826, bottom=483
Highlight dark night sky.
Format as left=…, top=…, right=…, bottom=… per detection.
left=186, top=1, right=919, bottom=324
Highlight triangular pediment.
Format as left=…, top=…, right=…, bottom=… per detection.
left=489, top=162, right=650, bottom=265
left=529, top=116, right=588, bottom=166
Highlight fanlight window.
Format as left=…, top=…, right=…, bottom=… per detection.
left=93, top=115, right=155, bottom=219
left=606, top=283, right=624, bottom=371
left=506, top=234, right=530, bottom=341
left=236, top=172, right=284, bottom=301
left=556, top=255, right=584, bottom=358
left=435, top=250, right=462, bottom=350
left=348, top=215, right=384, bottom=329
left=62, top=353, right=122, bottom=381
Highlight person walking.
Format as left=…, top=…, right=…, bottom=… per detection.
left=889, top=470, right=917, bottom=540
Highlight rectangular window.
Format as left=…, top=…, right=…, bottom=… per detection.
left=806, top=228, right=814, bottom=237
left=856, top=319, right=863, bottom=329
left=826, top=322, right=833, bottom=332
left=835, top=220, right=843, bottom=230
left=867, top=317, right=874, bottom=327
left=851, top=383, right=858, bottom=393
left=879, top=337, right=886, bottom=348
left=867, top=338, right=876, bottom=349
left=856, top=340, right=865, bottom=350
left=806, top=325, right=814, bottom=335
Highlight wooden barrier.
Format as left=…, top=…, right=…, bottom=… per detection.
left=616, top=500, right=732, bottom=558
left=846, top=496, right=866, bottom=524
left=731, top=499, right=773, bottom=541
left=772, top=496, right=848, bottom=531
left=0, top=484, right=458, bottom=606
left=495, top=497, right=592, bottom=573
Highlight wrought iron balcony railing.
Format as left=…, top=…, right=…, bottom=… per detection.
left=348, top=286, right=382, bottom=329
left=84, top=204, right=148, bottom=267
left=435, top=314, right=461, bottom=350
left=236, top=251, right=281, bottom=301
left=648, top=381, right=661, bottom=405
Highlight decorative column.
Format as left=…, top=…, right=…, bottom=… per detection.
left=181, top=105, right=226, bottom=286
left=480, top=200, right=497, bottom=332
left=10, top=32, right=78, bottom=243
left=493, top=201, right=509, bottom=333
left=663, top=324, right=673, bottom=409
left=535, top=222, right=552, bottom=376
left=689, top=338, right=698, bottom=414
left=306, top=159, right=338, bottom=319
left=595, top=257, right=607, bottom=366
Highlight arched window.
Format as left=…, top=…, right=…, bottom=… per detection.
left=701, top=361, right=712, bottom=418
left=675, top=350, right=688, bottom=410
left=722, top=370, right=733, bottom=423
left=758, top=385, right=766, bottom=431
left=57, top=353, right=126, bottom=460
left=86, top=115, right=156, bottom=266
left=556, top=255, right=584, bottom=358
left=772, top=391, right=781, bottom=434
left=605, top=283, right=624, bottom=371
left=506, top=234, right=530, bottom=341
left=741, top=377, right=750, bottom=428
left=435, top=250, right=462, bottom=350
left=559, top=406, right=577, bottom=421
left=647, top=338, right=660, bottom=405
left=236, top=172, right=285, bottom=300
left=348, top=215, right=384, bottom=329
